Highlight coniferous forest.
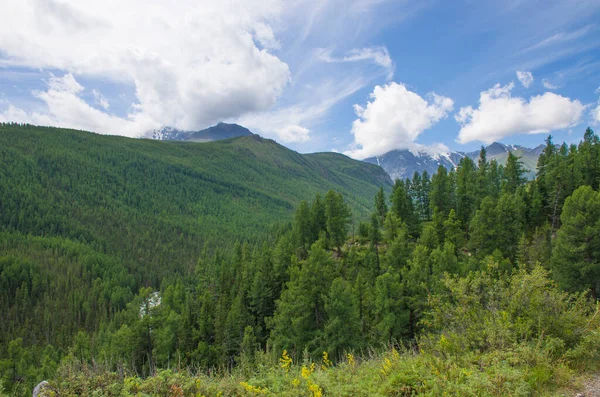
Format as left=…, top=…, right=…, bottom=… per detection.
left=1, top=124, right=600, bottom=396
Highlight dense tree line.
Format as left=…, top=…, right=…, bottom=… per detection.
left=1, top=125, right=600, bottom=395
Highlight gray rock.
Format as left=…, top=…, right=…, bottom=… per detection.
left=32, top=381, right=50, bottom=397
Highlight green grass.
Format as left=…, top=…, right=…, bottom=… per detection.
left=29, top=344, right=595, bottom=397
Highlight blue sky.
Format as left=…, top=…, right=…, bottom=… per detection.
left=1, top=0, right=600, bottom=158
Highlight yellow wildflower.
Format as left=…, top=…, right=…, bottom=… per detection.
left=240, top=381, right=269, bottom=395
left=321, top=351, right=332, bottom=370
left=279, top=350, right=293, bottom=373
left=308, top=381, right=323, bottom=397
left=301, top=363, right=315, bottom=379
left=347, top=353, right=355, bottom=366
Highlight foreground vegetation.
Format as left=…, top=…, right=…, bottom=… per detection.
left=1, top=124, right=600, bottom=395
left=13, top=266, right=600, bottom=396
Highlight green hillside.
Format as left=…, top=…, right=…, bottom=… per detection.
left=2, top=125, right=600, bottom=397
left=0, top=124, right=390, bottom=280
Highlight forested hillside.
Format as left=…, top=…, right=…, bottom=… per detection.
left=1, top=125, right=600, bottom=396
left=0, top=123, right=390, bottom=395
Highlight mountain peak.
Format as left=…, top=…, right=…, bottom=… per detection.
left=486, top=142, right=507, bottom=156
left=366, top=140, right=544, bottom=181
left=150, top=122, right=253, bottom=142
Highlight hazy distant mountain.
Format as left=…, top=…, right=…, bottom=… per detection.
left=364, top=148, right=465, bottom=182
left=365, top=142, right=544, bottom=181
left=150, top=122, right=253, bottom=142
left=463, top=142, right=543, bottom=179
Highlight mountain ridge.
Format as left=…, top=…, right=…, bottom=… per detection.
left=150, top=122, right=543, bottom=181
left=366, top=141, right=544, bottom=181
left=150, top=122, right=253, bottom=142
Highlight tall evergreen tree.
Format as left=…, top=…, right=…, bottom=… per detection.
left=551, top=186, right=600, bottom=298
left=430, top=165, right=452, bottom=216
left=502, top=152, right=527, bottom=194
left=456, top=157, right=477, bottom=225
left=324, top=190, right=351, bottom=251
left=324, top=278, right=361, bottom=358
left=391, top=180, right=419, bottom=236
left=375, top=187, right=388, bottom=225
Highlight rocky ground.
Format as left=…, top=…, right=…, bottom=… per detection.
left=576, top=374, right=600, bottom=397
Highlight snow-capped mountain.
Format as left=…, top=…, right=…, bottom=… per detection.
left=149, top=122, right=253, bottom=142
left=365, top=142, right=544, bottom=181
left=364, top=148, right=464, bottom=181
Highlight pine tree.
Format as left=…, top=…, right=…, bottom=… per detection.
left=268, top=240, right=333, bottom=355
left=469, top=197, right=498, bottom=258
left=456, top=157, right=477, bottom=225
left=373, top=272, right=409, bottom=343
left=391, top=180, right=419, bottom=236
left=502, top=152, right=527, bottom=194
left=324, top=278, right=361, bottom=358
left=294, top=200, right=313, bottom=254
left=443, top=209, right=464, bottom=254
left=551, top=186, right=600, bottom=298
left=375, top=187, right=388, bottom=224
left=430, top=165, right=452, bottom=216
left=324, top=190, right=351, bottom=251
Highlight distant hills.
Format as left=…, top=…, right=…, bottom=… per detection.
left=365, top=142, right=544, bottom=181
left=150, top=122, right=253, bottom=142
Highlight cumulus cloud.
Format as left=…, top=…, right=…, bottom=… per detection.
left=274, top=125, right=310, bottom=143
left=593, top=88, right=600, bottom=124
left=0, top=74, right=156, bottom=137
left=593, top=103, right=600, bottom=124
left=344, top=82, right=454, bottom=159
left=542, top=79, right=560, bottom=90
left=455, top=82, right=585, bottom=144
left=0, top=0, right=291, bottom=136
left=516, top=71, right=533, bottom=88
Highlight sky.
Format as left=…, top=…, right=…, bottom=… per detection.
left=1, top=0, right=600, bottom=159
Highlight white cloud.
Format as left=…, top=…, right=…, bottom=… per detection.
left=236, top=76, right=366, bottom=143
left=317, top=46, right=394, bottom=79
left=593, top=88, right=600, bottom=124
left=516, top=71, right=533, bottom=88
left=344, top=82, right=453, bottom=159
left=0, top=0, right=291, bottom=135
left=456, top=82, right=585, bottom=144
left=593, top=103, right=600, bottom=124
left=0, top=74, right=156, bottom=137
left=274, top=125, right=310, bottom=142
left=519, top=25, right=595, bottom=54
left=542, top=79, right=560, bottom=90
left=92, top=89, right=110, bottom=110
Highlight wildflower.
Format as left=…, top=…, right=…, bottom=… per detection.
left=301, top=363, right=314, bottom=379
left=321, top=351, right=332, bottom=370
left=280, top=350, right=293, bottom=373
left=308, top=381, right=323, bottom=397
left=380, top=358, right=393, bottom=377
left=347, top=353, right=355, bottom=366
left=292, top=378, right=301, bottom=388
left=240, top=381, right=269, bottom=395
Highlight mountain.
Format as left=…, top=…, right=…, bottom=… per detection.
left=364, top=148, right=465, bottom=182
left=365, top=142, right=544, bottom=181
left=0, top=124, right=391, bottom=281
left=463, top=142, right=543, bottom=179
left=150, top=122, right=253, bottom=142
